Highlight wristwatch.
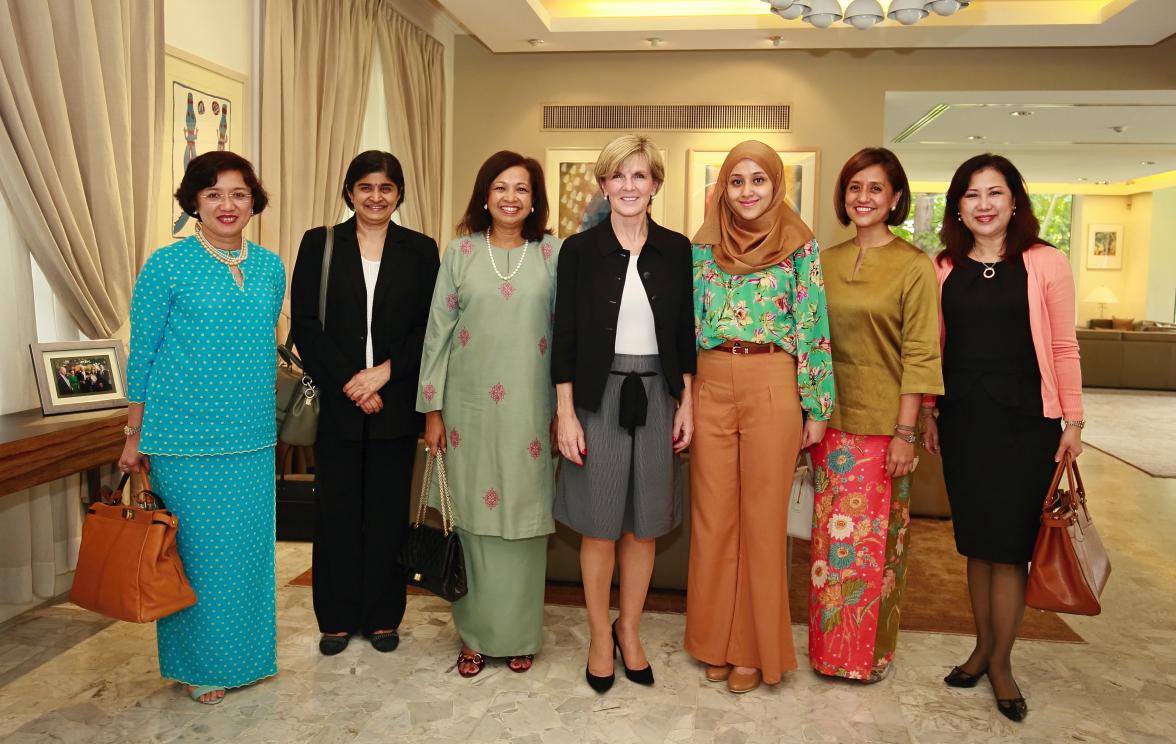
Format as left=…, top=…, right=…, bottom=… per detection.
left=123, top=424, right=141, bottom=437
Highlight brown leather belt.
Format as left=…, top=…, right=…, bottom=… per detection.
left=713, top=340, right=778, bottom=355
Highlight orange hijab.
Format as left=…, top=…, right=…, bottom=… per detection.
left=692, top=140, right=814, bottom=275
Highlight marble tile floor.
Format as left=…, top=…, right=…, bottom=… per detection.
left=0, top=447, right=1173, bottom=743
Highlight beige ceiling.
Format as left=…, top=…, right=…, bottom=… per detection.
left=435, top=0, right=1176, bottom=52
left=886, top=90, right=1176, bottom=186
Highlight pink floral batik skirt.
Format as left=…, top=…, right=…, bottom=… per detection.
left=808, top=428, right=912, bottom=681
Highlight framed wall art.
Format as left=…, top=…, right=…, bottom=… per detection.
left=544, top=148, right=668, bottom=239
left=30, top=340, right=129, bottom=416
left=1086, top=224, right=1123, bottom=270
left=157, top=46, right=249, bottom=249
left=685, top=149, right=817, bottom=239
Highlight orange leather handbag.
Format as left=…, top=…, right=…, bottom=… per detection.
left=69, top=473, right=197, bottom=623
left=1026, top=455, right=1111, bottom=616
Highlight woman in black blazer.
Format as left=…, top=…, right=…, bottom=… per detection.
left=551, top=135, right=695, bottom=693
left=291, top=151, right=439, bottom=656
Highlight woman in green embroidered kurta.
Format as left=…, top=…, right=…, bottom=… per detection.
left=684, top=141, right=834, bottom=693
left=808, top=148, right=943, bottom=683
left=417, top=152, right=560, bottom=677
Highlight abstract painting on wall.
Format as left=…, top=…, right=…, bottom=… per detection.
left=685, top=150, right=817, bottom=239
left=545, top=149, right=667, bottom=239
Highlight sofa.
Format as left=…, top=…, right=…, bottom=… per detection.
left=1076, top=327, right=1176, bottom=390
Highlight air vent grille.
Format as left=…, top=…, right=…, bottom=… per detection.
left=541, top=104, right=791, bottom=132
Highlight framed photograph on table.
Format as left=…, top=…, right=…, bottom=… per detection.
left=30, top=340, right=129, bottom=416
left=1086, top=224, right=1123, bottom=270
left=685, top=149, right=817, bottom=240
left=545, top=148, right=667, bottom=239
left=157, top=46, right=250, bottom=250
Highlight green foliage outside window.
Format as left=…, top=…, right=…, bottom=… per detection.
left=893, top=193, right=1072, bottom=257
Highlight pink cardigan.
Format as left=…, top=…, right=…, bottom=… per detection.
left=931, top=244, right=1083, bottom=420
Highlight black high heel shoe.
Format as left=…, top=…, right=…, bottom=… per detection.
left=585, top=638, right=616, bottom=693
left=944, top=665, right=987, bottom=688
left=992, top=677, right=1028, bottom=722
left=612, top=620, right=654, bottom=686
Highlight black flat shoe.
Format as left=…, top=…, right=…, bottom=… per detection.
left=585, top=665, right=615, bottom=693
left=318, top=633, right=350, bottom=656
left=612, top=620, right=654, bottom=686
left=944, top=665, right=986, bottom=688
left=369, top=630, right=400, bottom=653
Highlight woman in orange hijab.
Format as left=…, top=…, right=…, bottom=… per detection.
left=684, top=140, right=835, bottom=693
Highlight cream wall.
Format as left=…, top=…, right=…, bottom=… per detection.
left=1072, top=194, right=1153, bottom=325
left=451, top=36, right=1176, bottom=251
left=164, top=0, right=254, bottom=76
left=1146, top=187, right=1176, bottom=324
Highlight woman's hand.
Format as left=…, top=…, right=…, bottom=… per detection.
left=1055, top=424, right=1083, bottom=462
left=557, top=410, right=586, bottom=466
left=801, top=419, right=827, bottom=449
left=921, top=415, right=940, bottom=456
left=357, top=391, right=383, bottom=415
left=118, top=438, right=150, bottom=474
left=423, top=411, right=447, bottom=454
left=343, top=361, right=391, bottom=403
left=672, top=399, right=693, bottom=454
left=886, top=436, right=917, bottom=477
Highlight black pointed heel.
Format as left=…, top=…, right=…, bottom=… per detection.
left=944, top=665, right=986, bottom=688
left=612, top=620, right=654, bottom=686
left=994, top=678, right=1028, bottom=722
left=585, top=665, right=615, bottom=693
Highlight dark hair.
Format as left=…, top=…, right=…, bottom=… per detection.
left=342, top=150, right=405, bottom=210
left=834, top=147, right=911, bottom=226
left=937, top=153, right=1052, bottom=265
left=457, top=151, right=551, bottom=241
left=174, top=151, right=268, bottom=218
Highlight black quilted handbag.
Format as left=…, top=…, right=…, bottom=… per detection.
left=398, top=450, right=467, bottom=601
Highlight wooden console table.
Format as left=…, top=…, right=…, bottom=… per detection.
left=0, top=408, right=125, bottom=498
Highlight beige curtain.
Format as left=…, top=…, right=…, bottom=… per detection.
left=259, top=0, right=376, bottom=276
left=373, top=4, right=445, bottom=239
left=0, top=0, right=163, bottom=340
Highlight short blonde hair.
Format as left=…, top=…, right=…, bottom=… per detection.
left=593, top=135, right=665, bottom=188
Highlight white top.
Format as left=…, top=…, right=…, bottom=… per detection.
left=614, top=255, right=658, bottom=355
left=361, top=256, right=381, bottom=368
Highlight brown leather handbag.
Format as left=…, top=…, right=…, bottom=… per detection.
left=1026, top=455, right=1111, bottom=616
left=69, top=473, right=197, bottom=623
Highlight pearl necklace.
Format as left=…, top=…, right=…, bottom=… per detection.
left=484, top=229, right=529, bottom=281
left=195, top=222, right=247, bottom=289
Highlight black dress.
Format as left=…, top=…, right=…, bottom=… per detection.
left=938, top=256, right=1061, bottom=564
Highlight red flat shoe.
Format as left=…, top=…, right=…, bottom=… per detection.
left=506, top=654, right=534, bottom=673
left=457, top=651, right=486, bottom=678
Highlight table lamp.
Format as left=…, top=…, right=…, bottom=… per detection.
left=1084, top=286, right=1120, bottom=319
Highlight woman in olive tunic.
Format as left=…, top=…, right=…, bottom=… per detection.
left=808, top=148, right=942, bottom=682
left=417, top=151, right=560, bottom=677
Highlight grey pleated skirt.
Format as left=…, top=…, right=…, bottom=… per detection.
left=554, top=353, right=683, bottom=540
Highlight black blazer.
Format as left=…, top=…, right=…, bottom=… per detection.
left=291, top=217, right=440, bottom=440
left=551, top=217, right=696, bottom=411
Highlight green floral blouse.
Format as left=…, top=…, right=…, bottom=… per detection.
left=693, top=239, right=835, bottom=421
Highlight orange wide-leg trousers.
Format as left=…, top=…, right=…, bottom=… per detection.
left=684, top=349, right=803, bottom=684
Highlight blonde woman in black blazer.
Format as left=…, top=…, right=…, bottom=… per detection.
left=291, top=151, right=439, bottom=656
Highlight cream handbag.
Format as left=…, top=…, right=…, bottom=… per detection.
left=787, top=451, right=816, bottom=540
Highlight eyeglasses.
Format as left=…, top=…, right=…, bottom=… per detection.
left=199, top=190, right=253, bottom=204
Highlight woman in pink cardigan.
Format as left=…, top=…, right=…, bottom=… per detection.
left=922, top=154, right=1083, bottom=723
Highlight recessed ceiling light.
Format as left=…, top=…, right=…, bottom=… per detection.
left=1009, top=110, right=1033, bottom=117
left=1077, top=177, right=1088, bottom=182
left=967, top=135, right=984, bottom=141
left=769, top=35, right=784, bottom=47
left=645, top=37, right=664, bottom=47
left=1096, top=180, right=1109, bottom=185
left=527, top=38, right=545, bottom=47
left=1141, top=160, right=1157, bottom=165
left=1111, top=126, right=1127, bottom=133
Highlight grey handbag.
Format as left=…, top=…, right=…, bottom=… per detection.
left=276, top=227, right=334, bottom=446
left=787, top=451, right=815, bottom=540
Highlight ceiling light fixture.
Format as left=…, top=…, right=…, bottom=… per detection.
left=763, top=0, right=970, bottom=28
left=1095, top=180, right=1109, bottom=185
left=1141, top=160, right=1156, bottom=165
left=527, top=39, right=545, bottom=47
left=645, top=37, right=664, bottom=47
left=1009, top=110, right=1033, bottom=117
left=967, top=135, right=984, bottom=140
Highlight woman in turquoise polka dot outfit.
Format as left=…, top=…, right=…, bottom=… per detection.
left=119, top=151, right=285, bottom=705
